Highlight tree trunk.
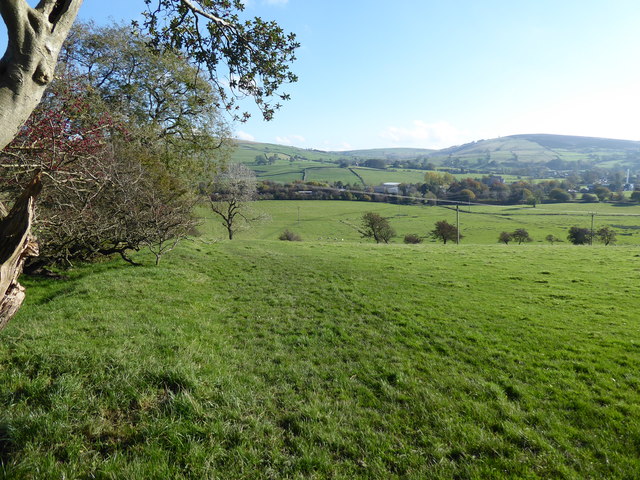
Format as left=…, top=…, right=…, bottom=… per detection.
left=0, top=0, right=82, bottom=329
left=0, top=0, right=83, bottom=151
left=0, top=172, right=42, bottom=330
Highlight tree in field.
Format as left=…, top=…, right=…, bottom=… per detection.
left=630, top=190, right=640, bottom=203
left=567, top=226, right=592, bottom=245
left=511, top=228, right=532, bottom=244
left=498, top=231, right=513, bottom=245
left=0, top=0, right=299, bottom=328
left=430, top=220, right=461, bottom=244
left=595, top=226, right=617, bottom=246
left=207, top=164, right=260, bottom=240
left=359, top=212, right=395, bottom=244
left=545, top=234, right=561, bottom=244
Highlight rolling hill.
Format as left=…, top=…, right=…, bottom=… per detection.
left=231, top=134, right=640, bottom=185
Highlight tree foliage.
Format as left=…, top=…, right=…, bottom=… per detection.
left=595, top=226, right=616, bottom=246
left=511, top=228, right=532, bottom=244
left=360, top=212, right=395, bottom=244
left=498, top=231, right=512, bottom=245
left=140, top=0, right=299, bottom=122
left=567, top=226, right=592, bottom=245
left=431, top=220, right=460, bottom=244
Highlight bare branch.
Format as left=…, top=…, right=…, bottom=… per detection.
left=179, top=0, right=232, bottom=27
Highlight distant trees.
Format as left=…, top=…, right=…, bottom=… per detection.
left=499, top=232, right=513, bottom=245
left=545, top=234, right=562, bottom=244
left=567, top=227, right=592, bottom=245
left=595, top=227, right=617, bottom=246
left=548, top=188, right=571, bottom=203
left=363, top=159, right=386, bottom=169
left=512, top=228, right=533, bottom=244
left=431, top=220, right=461, bottom=244
left=499, top=229, right=531, bottom=244
left=360, top=212, right=395, bottom=244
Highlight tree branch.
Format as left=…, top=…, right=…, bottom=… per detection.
left=178, top=0, right=232, bottom=27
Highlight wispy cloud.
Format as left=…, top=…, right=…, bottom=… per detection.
left=275, top=134, right=306, bottom=146
left=235, top=130, right=255, bottom=141
left=379, top=120, right=467, bottom=149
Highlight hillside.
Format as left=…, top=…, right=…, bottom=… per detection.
left=232, top=134, right=640, bottom=183
left=432, top=134, right=640, bottom=169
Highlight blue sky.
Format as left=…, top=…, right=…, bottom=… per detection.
left=6, top=1, right=640, bottom=150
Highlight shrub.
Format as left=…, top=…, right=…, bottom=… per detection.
left=279, top=229, right=302, bottom=241
left=404, top=234, right=423, bottom=244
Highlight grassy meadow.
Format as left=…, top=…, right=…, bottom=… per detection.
left=0, top=200, right=639, bottom=478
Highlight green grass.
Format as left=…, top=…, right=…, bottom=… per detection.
left=1, top=202, right=640, bottom=478
left=204, top=200, right=640, bottom=246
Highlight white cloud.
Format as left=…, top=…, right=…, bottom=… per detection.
left=379, top=120, right=468, bottom=149
left=275, top=134, right=306, bottom=146
left=235, top=130, right=255, bottom=141
left=501, top=81, right=640, bottom=141
left=321, top=140, right=354, bottom=151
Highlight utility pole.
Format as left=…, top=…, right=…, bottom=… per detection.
left=297, top=206, right=300, bottom=224
left=456, top=205, right=460, bottom=245
left=590, top=212, right=595, bottom=245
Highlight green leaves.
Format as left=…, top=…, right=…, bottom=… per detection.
left=142, top=0, right=299, bottom=122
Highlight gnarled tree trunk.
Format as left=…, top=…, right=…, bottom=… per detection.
left=0, top=173, right=41, bottom=330
left=0, top=0, right=82, bottom=150
left=0, top=0, right=82, bottom=329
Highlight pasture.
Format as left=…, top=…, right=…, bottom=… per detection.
left=0, top=200, right=639, bottom=478
left=202, top=200, right=640, bottom=246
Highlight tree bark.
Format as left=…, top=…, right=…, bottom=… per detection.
left=0, top=172, right=42, bottom=330
left=0, top=0, right=82, bottom=329
left=0, top=0, right=83, bottom=151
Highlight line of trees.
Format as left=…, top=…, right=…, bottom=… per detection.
left=354, top=213, right=619, bottom=247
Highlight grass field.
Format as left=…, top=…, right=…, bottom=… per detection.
left=0, top=201, right=639, bottom=478
left=201, top=200, right=640, bottom=246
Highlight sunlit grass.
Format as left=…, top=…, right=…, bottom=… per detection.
left=0, top=205, right=639, bottom=478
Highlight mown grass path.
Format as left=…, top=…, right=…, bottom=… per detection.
left=0, top=237, right=639, bottom=478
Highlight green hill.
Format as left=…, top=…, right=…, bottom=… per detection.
left=231, top=134, right=640, bottom=185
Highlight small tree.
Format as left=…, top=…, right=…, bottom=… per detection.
left=512, top=228, right=533, bottom=244
left=431, top=220, right=461, bottom=244
left=595, top=226, right=617, bottom=246
left=545, top=234, right=562, bottom=244
left=207, top=164, right=259, bottom=240
left=360, top=212, right=395, bottom=244
left=567, top=226, right=592, bottom=245
left=279, top=229, right=301, bottom=241
left=404, top=233, right=423, bottom=244
left=498, top=231, right=513, bottom=245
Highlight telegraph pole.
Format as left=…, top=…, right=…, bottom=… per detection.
left=590, top=212, right=595, bottom=245
left=456, top=205, right=460, bottom=245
